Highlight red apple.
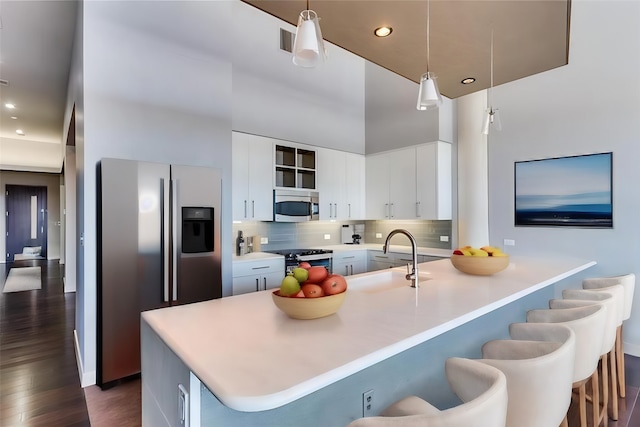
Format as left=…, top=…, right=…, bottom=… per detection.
left=321, top=274, right=348, bottom=295
left=298, top=261, right=312, bottom=270
left=301, top=284, right=324, bottom=298
left=291, top=290, right=305, bottom=298
left=306, top=266, right=329, bottom=284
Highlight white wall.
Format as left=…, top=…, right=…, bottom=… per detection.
left=488, top=0, right=640, bottom=353
left=69, top=0, right=233, bottom=385
left=0, top=170, right=62, bottom=262
left=231, top=1, right=366, bottom=154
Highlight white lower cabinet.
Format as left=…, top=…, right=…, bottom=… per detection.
left=367, top=251, right=396, bottom=271
left=232, top=258, right=284, bottom=295
left=332, top=250, right=366, bottom=276
left=367, top=251, right=445, bottom=272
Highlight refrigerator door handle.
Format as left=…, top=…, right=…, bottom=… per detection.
left=162, top=178, right=170, bottom=303
left=171, top=178, right=179, bottom=302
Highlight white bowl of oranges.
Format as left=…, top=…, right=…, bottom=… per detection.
left=450, top=245, right=509, bottom=276
left=272, top=263, right=347, bottom=320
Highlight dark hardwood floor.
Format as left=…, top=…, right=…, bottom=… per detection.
left=0, top=260, right=90, bottom=426
left=1, top=259, right=639, bottom=426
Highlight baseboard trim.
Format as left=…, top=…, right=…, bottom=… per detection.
left=74, top=329, right=96, bottom=387
left=623, top=340, right=640, bottom=357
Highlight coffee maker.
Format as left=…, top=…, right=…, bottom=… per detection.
left=341, top=224, right=364, bottom=244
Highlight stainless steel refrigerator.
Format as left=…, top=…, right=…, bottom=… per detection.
left=97, top=158, right=222, bottom=387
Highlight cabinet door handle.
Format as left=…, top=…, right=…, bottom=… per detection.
left=255, top=278, right=259, bottom=292
left=244, top=200, right=248, bottom=218
left=385, top=203, right=389, bottom=218
left=343, top=256, right=355, bottom=260
left=345, top=266, right=349, bottom=275
left=350, top=265, right=353, bottom=275
left=334, top=203, right=338, bottom=218
left=390, top=203, right=394, bottom=218
left=252, top=266, right=270, bottom=270
left=263, top=277, right=267, bottom=291
left=416, top=201, right=421, bottom=217
left=348, top=203, right=351, bottom=218
left=252, top=200, right=255, bottom=218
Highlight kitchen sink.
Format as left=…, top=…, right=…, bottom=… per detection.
left=347, top=269, right=431, bottom=293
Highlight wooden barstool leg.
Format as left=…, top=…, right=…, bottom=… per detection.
left=601, top=355, right=608, bottom=427
left=609, top=346, right=619, bottom=420
left=579, top=382, right=587, bottom=427
left=592, top=366, right=601, bottom=427
left=560, top=415, right=568, bottom=427
left=617, top=325, right=626, bottom=397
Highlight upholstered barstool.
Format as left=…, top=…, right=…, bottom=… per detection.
left=478, top=322, right=576, bottom=427
left=526, top=304, right=606, bottom=427
left=583, top=274, right=636, bottom=397
left=550, top=285, right=624, bottom=424
left=346, top=358, right=508, bottom=427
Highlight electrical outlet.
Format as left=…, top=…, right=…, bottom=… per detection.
left=440, top=235, right=449, bottom=242
left=260, top=237, right=268, bottom=244
left=324, top=234, right=331, bottom=240
left=375, top=233, right=382, bottom=239
left=504, top=239, right=515, bottom=246
left=362, top=389, right=374, bottom=417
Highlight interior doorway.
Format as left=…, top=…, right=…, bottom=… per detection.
left=6, top=185, right=48, bottom=262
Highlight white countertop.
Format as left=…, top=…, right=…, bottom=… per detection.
left=142, top=255, right=595, bottom=412
left=232, top=252, right=284, bottom=262
left=318, top=244, right=452, bottom=257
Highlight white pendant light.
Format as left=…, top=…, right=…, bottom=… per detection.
left=482, top=30, right=502, bottom=134
left=417, top=0, right=442, bottom=110
left=292, top=1, right=327, bottom=68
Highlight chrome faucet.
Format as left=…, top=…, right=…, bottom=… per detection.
left=383, top=229, right=419, bottom=288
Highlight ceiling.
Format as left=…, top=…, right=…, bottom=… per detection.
left=243, top=0, right=571, bottom=99
left=0, top=0, right=77, bottom=173
left=0, top=0, right=570, bottom=173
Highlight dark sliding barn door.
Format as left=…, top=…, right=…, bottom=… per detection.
left=5, top=185, right=48, bottom=262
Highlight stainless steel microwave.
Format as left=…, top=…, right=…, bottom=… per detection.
left=273, top=189, right=319, bottom=222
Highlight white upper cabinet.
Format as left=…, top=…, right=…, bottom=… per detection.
left=365, top=147, right=416, bottom=219
left=232, top=132, right=274, bottom=221
left=317, top=148, right=365, bottom=220
left=344, top=152, right=365, bottom=220
left=416, top=142, right=452, bottom=220
left=365, top=142, right=452, bottom=220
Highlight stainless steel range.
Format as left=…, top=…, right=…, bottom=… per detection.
left=266, top=249, right=333, bottom=275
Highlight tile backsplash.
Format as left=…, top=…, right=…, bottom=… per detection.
left=232, top=220, right=452, bottom=253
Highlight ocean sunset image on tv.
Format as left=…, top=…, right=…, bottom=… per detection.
left=514, top=152, right=613, bottom=227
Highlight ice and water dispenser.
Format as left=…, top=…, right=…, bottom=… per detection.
left=181, top=207, right=214, bottom=253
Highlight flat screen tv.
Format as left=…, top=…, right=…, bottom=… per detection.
left=514, top=152, right=613, bottom=228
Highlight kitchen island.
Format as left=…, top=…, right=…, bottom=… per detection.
left=141, top=255, right=595, bottom=427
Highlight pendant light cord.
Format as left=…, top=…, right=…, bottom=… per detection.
left=426, top=0, right=431, bottom=74
left=307, top=0, right=310, bottom=11
left=489, top=29, right=494, bottom=108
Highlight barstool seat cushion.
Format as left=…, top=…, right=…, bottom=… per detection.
left=346, top=358, right=508, bottom=427
left=479, top=323, right=575, bottom=427
left=583, top=274, right=635, bottom=320
left=526, top=304, right=605, bottom=383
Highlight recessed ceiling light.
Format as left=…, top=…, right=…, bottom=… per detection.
left=374, top=26, right=392, bottom=37
left=16, top=129, right=25, bottom=135
left=461, top=77, right=476, bottom=84
left=10, top=116, right=17, bottom=120
left=5, top=103, right=16, bottom=109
